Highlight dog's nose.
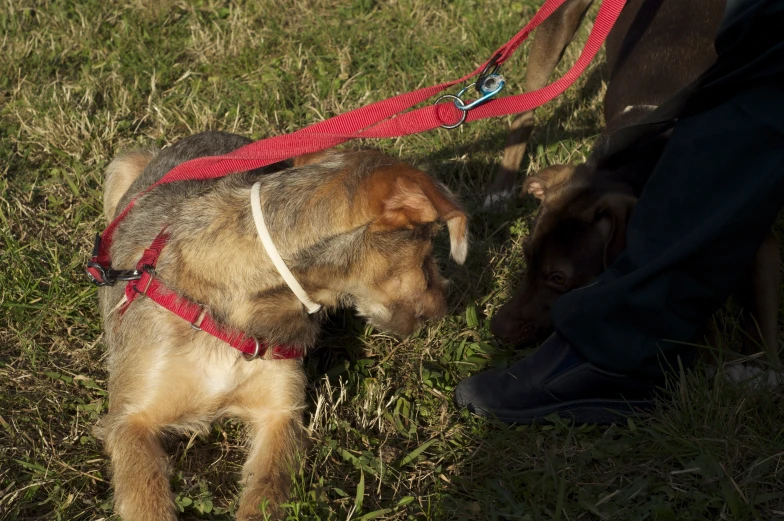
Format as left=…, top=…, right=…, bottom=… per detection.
left=490, top=313, right=538, bottom=347
left=419, top=290, right=448, bottom=320
left=490, top=313, right=520, bottom=340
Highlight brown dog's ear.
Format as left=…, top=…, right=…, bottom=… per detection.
left=592, top=193, right=637, bottom=269
left=522, top=164, right=576, bottom=200
left=371, top=169, right=469, bottom=264
left=292, top=149, right=337, bottom=167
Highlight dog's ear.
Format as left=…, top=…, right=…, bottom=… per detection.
left=370, top=170, right=469, bottom=264
left=591, top=193, right=637, bottom=269
left=522, top=164, right=576, bottom=200
left=292, top=149, right=336, bottom=167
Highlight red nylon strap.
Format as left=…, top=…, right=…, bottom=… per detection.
left=92, top=0, right=626, bottom=270
left=86, top=264, right=104, bottom=284
left=136, top=230, right=169, bottom=268
left=122, top=232, right=302, bottom=360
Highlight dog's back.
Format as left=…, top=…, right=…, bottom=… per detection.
left=103, top=150, right=157, bottom=221
left=486, top=0, right=725, bottom=204
left=112, top=132, right=257, bottom=218
left=102, top=132, right=253, bottom=224
left=603, top=0, right=725, bottom=130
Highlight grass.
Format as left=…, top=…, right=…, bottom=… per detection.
left=2, top=0, right=783, bottom=520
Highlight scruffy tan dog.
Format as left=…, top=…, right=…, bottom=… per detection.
left=94, top=131, right=468, bottom=520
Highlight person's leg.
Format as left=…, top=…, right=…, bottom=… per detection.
left=454, top=83, right=784, bottom=424
left=553, top=82, right=784, bottom=380
left=552, top=0, right=784, bottom=379
left=455, top=0, right=784, bottom=423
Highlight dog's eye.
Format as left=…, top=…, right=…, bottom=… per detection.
left=549, top=272, right=567, bottom=286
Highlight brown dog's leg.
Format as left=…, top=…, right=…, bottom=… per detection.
left=97, top=333, right=208, bottom=521
left=236, top=411, right=302, bottom=520
left=746, top=230, right=781, bottom=369
left=103, top=416, right=177, bottom=521
left=234, top=365, right=306, bottom=521
left=485, top=0, right=593, bottom=207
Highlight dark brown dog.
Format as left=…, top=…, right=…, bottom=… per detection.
left=486, top=0, right=723, bottom=204
left=94, top=132, right=468, bottom=520
left=489, top=0, right=782, bottom=368
left=484, top=0, right=593, bottom=206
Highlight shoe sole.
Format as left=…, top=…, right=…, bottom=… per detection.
left=470, top=398, right=654, bottom=425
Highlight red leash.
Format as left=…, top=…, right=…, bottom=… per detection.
left=88, top=0, right=626, bottom=276
left=87, top=0, right=626, bottom=358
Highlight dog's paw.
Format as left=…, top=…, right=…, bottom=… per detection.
left=482, top=188, right=514, bottom=210
left=707, top=362, right=783, bottom=389
left=236, top=503, right=282, bottom=521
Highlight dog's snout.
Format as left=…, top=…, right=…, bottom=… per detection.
left=419, top=289, right=448, bottom=320
left=489, top=312, right=512, bottom=340
left=520, top=323, right=535, bottom=338
left=490, top=309, right=533, bottom=343
left=490, top=290, right=551, bottom=348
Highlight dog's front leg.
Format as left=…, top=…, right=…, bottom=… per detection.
left=486, top=0, right=594, bottom=208
left=103, top=416, right=177, bottom=521
left=232, top=362, right=306, bottom=521
left=235, top=409, right=303, bottom=520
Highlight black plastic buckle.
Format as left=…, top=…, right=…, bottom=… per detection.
left=86, top=262, right=142, bottom=287
left=85, top=234, right=142, bottom=286
left=86, top=261, right=110, bottom=286
left=90, top=232, right=102, bottom=258
left=86, top=233, right=111, bottom=286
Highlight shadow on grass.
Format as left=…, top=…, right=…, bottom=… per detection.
left=435, top=362, right=784, bottom=521
left=297, top=60, right=784, bottom=520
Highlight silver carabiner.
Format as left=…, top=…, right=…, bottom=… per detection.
left=435, top=73, right=505, bottom=129
left=460, top=73, right=506, bottom=110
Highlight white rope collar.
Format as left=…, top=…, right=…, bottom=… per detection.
left=250, top=182, right=322, bottom=314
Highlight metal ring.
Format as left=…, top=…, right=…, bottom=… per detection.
left=139, top=270, right=155, bottom=295
left=243, top=338, right=261, bottom=361
left=479, top=74, right=503, bottom=94
left=434, top=95, right=468, bottom=129
left=190, top=307, right=207, bottom=331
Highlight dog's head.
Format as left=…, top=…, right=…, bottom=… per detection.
left=263, top=150, right=468, bottom=337
left=490, top=164, right=636, bottom=346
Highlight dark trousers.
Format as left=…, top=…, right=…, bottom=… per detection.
left=550, top=0, right=784, bottom=379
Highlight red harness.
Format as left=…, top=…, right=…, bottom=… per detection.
left=87, top=0, right=626, bottom=359
left=119, top=231, right=303, bottom=360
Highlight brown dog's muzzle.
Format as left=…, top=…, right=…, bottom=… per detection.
left=490, top=279, right=555, bottom=347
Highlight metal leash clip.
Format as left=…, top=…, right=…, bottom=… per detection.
left=435, top=55, right=506, bottom=129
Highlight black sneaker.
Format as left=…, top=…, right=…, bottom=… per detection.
left=454, top=333, right=660, bottom=425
